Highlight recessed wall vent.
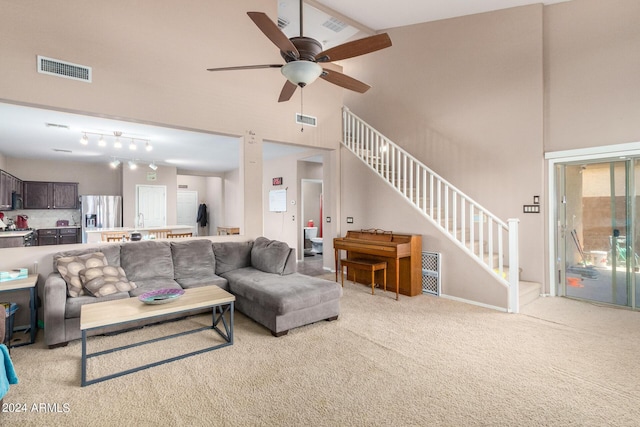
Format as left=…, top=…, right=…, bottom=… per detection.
left=277, top=17, right=290, bottom=29
left=45, top=122, right=70, bottom=130
left=295, top=113, right=317, bottom=127
left=37, top=55, right=92, bottom=83
left=322, top=17, right=348, bottom=33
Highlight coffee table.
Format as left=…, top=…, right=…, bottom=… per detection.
left=80, top=286, right=235, bottom=387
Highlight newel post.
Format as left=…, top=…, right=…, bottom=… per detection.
left=508, top=218, right=520, bottom=313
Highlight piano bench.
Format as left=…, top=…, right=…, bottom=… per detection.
left=340, top=258, right=390, bottom=298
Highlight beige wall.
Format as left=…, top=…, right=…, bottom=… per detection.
left=341, top=5, right=545, bottom=303
left=544, top=0, right=640, bottom=151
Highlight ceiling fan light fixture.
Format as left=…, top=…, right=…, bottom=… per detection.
left=281, top=61, right=322, bottom=87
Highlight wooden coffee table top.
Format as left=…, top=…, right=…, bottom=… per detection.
left=81, top=286, right=235, bottom=330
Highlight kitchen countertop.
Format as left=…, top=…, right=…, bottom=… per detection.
left=85, top=225, right=194, bottom=233
left=0, top=230, right=35, bottom=238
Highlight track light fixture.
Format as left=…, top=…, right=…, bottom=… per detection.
left=148, top=162, right=158, bottom=171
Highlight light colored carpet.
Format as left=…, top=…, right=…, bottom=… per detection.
left=3, top=278, right=640, bottom=426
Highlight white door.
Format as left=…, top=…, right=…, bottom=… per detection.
left=177, top=191, right=199, bottom=236
left=136, top=185, right=166, bottom=227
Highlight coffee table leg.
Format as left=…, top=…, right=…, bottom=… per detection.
left=81, top=330, right=87, bottom=387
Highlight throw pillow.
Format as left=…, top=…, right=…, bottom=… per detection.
left=56, top=252, right=108, bottom=297
left=251, top=237, right=291, bottom=275
left=79, top=265, right=137, bottom=297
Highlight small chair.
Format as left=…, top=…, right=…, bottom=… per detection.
left=147, top=229, right=171, bottom=239
left=102, top=232, right=128, bottom=242
left=167, top=232, right=192, bottom=239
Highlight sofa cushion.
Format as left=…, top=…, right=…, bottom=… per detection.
left=171, top=240, right=217, bottom=284
left=251, top=237, right=291, bottom=275
left=80, top=265, right=137, bottom=297
left=54, top=244, right=121, bottom=268
left=64, top=291, right=130, bottom=319
left=120, top=241, right=174, bottom=281
left=223, top=267, right=343, bottom=315
left=212, top=241, right=254, bottom=275
left=178, top=275, right=229, bottom=291
left=127, top=278, right=183, bottom=298
left=56, top=252, right=108, bottom=297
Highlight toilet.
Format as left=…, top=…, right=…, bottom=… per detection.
left=304, top=227, right=323, bottom=255
left=310, top=237, right=323, bottom=254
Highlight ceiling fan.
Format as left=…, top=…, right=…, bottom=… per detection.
left=207, top=0, right=392, bottom=102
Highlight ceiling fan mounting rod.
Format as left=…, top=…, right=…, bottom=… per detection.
left=299, top=0, right=304, bottom=38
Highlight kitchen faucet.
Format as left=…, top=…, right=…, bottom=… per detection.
left=137, top=212, right=144, bottom=228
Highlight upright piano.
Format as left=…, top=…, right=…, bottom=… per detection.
left=334, top=230, right=422, bottom=297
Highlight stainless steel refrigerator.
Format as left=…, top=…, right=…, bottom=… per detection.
left=80, top=195, right=123, bottom=243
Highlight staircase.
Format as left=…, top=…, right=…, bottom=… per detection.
left=342, top=107, right=534, bottom=313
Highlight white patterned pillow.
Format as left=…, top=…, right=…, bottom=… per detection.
left=80, top=265, right=136, bottom=297
left=55, top=252, right=107, bottom=297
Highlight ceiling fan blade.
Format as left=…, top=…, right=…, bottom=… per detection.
left=247, top=12, right=300, bottom=60
left=320, top=69, right=371, bottom=93
left=278, top=81, right=298, bottom=102
left=207, top=64, right=282, bottom=72
left=315, top=33, right=392, bottom=63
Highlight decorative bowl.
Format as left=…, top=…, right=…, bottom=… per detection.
left=138, top=288, right=185, bottom=305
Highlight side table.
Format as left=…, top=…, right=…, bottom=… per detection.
left=0, top=274, right=38, bottom=347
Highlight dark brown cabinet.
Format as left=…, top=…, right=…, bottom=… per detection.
left=37, top=227, right=80, bottom=245
left=24, top=181, right=78, bottom=209
left=0, top=170, right=22, bottom=210
left=36, top=228, right=58, bottom=246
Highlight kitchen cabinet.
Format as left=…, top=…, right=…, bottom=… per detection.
left=24, top=181, right=78, bottom=209
left=36, top=227, right=80, bottom=246
left=0, top=170, right=22, bottom=210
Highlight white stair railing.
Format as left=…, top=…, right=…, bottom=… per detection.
left=342, top=106, right=520, bottom=313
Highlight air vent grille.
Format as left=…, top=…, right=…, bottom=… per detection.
left=37, top=55, right=92, bottom=82
left=322, top=17, right=348, bottom=33
left=296, top=113, right=317, bottom=127
left=277, top=17, right=290, bottom=29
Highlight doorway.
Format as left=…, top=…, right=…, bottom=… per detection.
left=177, top=191, right=199, bottom=236
left=136, top=185, right=166, bottom=227
left=557, top=160, right=640, bottom=308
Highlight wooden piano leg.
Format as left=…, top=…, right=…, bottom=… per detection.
left=395, top=259, right=400, bottom=300
left=334, top=248, right=339, bottom=282
left=383, top=267, right=387, bottom=292
left=371, top=270, right=375, bottom=295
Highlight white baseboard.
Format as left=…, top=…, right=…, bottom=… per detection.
left=439, top=293, right=508, bottom=313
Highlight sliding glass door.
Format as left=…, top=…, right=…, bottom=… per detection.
left=558, top=160, right=639, bottom=308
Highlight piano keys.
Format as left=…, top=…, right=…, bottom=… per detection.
left=334, top=230, right=422, bottom=297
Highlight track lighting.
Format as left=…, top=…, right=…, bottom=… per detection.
left=109, top=158, right=121, bottom=168
left=129, top=139, right=137, bottom=150
left=80, top=133, right=89, bottom=145
left=98, top=135, right=106, bottom=147
left=148, top=162, right=158, bottom=171
left=145, top=141, right=152, bottom=151
left=128, top=160, right=137, bottom=170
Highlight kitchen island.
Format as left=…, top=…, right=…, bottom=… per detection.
left=84, top=225, right=195, bottom=243
left=0, top=229, right=36, bottom=248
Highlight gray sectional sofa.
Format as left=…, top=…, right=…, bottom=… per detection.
left=44, top=237, right=342, bottom=348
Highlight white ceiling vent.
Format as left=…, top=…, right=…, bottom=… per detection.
left=37, top=55, right=92, bottom=83
left=278, top=17, right=290, bottom=29
left=296, top=113, right=317, bottom=127
left=322, top=17, right=348, bottom=33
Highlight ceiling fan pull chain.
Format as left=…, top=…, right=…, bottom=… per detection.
left=300, top=87, right=304, bottom=133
